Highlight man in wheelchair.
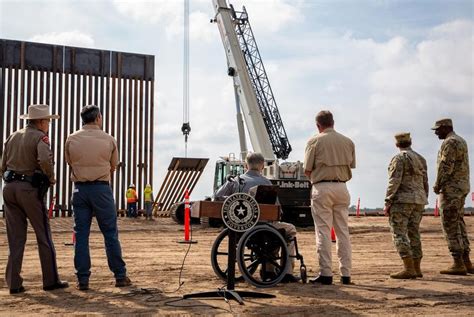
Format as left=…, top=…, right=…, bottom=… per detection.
left=214, top=152, right=300, bottom=283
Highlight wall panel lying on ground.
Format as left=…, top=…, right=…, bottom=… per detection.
left=0, top=39, right=155, bottom=215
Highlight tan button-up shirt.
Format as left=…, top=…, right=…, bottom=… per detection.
left=1, top=124, right=55, bottom=183
left=303, top=128, right=356, bottom=184
left=65, top=125, right=118, bottom=182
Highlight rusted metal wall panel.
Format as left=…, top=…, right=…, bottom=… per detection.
left=0, top=39, right=155, bottom=215
left=154, top=158, right=209, bottom=213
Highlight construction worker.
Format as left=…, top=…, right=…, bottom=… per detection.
left=1, top=104, right=68, bottom=294
left=384, top=132, right=428, bottom=279
left=143, top=184, right=154, bottom=220
left=126, top=184, right=138, bottom=218
left=432, top=118, right=473, bottom=275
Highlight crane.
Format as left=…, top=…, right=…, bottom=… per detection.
left=211, top=0, right=312, bottom=226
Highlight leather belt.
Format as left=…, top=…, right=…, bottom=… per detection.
left=74, top=180, right=109, bottom=185
left=313, top=180, right=346, bottom=184
left=5, top=171, right=33, bottom=183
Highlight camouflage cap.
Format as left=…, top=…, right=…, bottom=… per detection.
left=431, top=118, right=453, bottom=130
left=394, top=132, right=411, bottom=143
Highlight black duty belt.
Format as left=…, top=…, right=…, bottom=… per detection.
left=4, top=171, right=33, bottom=183
left=314, top=180, right=346, bottom=184
left=74, top=180, right=109, bottom=185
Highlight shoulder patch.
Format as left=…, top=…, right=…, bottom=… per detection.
left=41, top=135, right=50, bottom=145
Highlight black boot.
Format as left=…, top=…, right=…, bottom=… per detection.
left=43, top=281, right=69, bottom=291
left=309, top=275, right=333, bottom=285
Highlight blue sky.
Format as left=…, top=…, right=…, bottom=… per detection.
left=1, top=0, right=473, bottom=208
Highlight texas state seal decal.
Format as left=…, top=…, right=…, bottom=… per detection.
left=221, top=193, right=260, bottom=232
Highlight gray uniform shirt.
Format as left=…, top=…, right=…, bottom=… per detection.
left=214, top=170, right=271, bottom=199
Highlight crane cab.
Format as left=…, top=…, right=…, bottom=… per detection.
left=213, top=155, right=246, bottom=192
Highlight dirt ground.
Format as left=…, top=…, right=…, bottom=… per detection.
left=0, top=215, right=473, bottom=316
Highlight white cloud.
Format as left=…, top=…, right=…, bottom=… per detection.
left=112, top=0, right=215, bottom=41
left=369, top=19, right=474, bottom=135
left=190, top=11, right=215, bottom=42
left=113, top=0, right=181, bottom=24
left=229, top=0, right=303, bottom=33
left=29, top=31, right=95, bottom=48
left=112, top=0, right=302, bottom=39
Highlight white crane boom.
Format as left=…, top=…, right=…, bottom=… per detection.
left=212, top=0, right=275, bottom=162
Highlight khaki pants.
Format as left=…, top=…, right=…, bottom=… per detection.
left=311, top=182, right=352, bottom=277
left=272, top=221, right=297, bottom=273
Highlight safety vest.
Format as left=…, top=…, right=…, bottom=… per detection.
left=144, top=186, right=153, bottom=202
left=126, top=188, right=137, bottom=203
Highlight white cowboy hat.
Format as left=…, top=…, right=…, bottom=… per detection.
left=19, top=104, right=60, bottom=120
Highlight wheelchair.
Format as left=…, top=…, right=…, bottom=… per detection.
left=210, top=222, right=307, bottom=288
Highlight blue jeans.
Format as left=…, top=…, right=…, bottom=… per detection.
left=72, top=183, right=126, bottom=283
left=127, top=202, right=137, bottom=218
left=145, top=202, right=153, bottom=218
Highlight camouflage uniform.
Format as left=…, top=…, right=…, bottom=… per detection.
left=434, top=131, right=470, bottom=257
left=385, top=139, right=428, bottom=259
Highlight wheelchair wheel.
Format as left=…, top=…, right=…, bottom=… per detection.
left=211, top=228, right=246, bottom=282
left=236, top=225, right=289, bottom=288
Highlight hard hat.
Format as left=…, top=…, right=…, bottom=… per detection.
left=129, top=184, right=135, bottom=188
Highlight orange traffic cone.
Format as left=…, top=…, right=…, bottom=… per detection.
left=178, top=189, right=197, bottom=244
left=331, top=227, right=336, bottom=242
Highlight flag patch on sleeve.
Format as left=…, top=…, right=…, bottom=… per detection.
left=41, top=135, right=50, bottom=145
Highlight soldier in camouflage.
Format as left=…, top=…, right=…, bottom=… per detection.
left=432, top=118, right=473, bottom=275
left=384, top=133, right=428, bottom=279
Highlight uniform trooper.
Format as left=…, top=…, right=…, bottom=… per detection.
left=1, top=104, right=68, bottom=294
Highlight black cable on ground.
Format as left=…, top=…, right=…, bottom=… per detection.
left=170, top=220, right=194, bottom=293
left=164, top=297, right=232, bottom=313
left=122, top=222, right=234, bottom=312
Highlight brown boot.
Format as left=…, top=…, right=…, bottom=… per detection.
left=390, top=257, right=417, bottom=279
left=462, top=253, right=474, bottom=274
left=440, top=256, right=467, bottom=275
left=413, top=258, right=423, bottom=278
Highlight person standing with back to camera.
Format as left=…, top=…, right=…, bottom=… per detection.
left=304, top=110, right=356, bottom=285
left=1, top=104, right=68, bottom=294
left=384, top=132, right=428, bottom=279
left=65, top=105, right=132, bottom=291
